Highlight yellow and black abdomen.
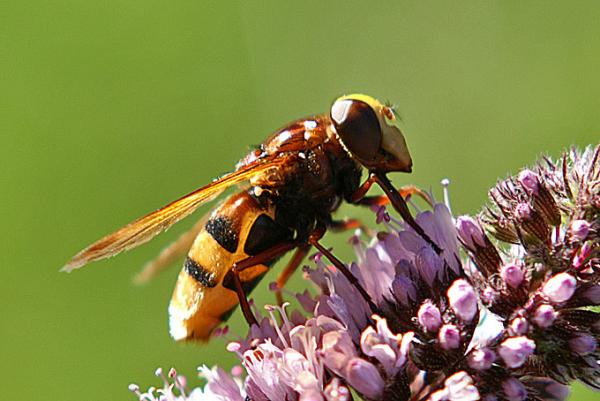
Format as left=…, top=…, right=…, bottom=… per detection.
left=168, top=190, right=292, bottom=341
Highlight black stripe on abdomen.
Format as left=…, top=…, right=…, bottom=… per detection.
left=184, top=257, right=217, bottom=287
left=205, top=216, right=239, bottom=253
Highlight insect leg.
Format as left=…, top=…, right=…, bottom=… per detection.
left=348, top=174, right=377, bottom=203
left=274, top=243, right=311, bottom=305
left=356, top=185, right=433, bottom=207
left=228, top=241, right=298, bottom=326
left=328, top=218, right=364, bottom=231
left=371, top=172, right=442, bottom=253
left=308, top=227, right=380, bottom=314
left=328, top=218, right=378, bottom=238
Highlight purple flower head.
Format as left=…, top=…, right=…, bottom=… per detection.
left=131, top=146, right=600, bottom=401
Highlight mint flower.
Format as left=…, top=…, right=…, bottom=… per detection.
left=132, top=145, right=599, bottom=400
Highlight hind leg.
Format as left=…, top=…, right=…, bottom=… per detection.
left=223, top=241, right=297, bottom=326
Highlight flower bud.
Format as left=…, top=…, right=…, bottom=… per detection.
left=417, top=301, right=442, bottom=332
left=444, top=371, right=479, bottom=401
left=467, top=348, right=496, bottom=371
left=502, top=378, right=527, bottom=401
left=582, top=285, right=600, bottom=305
left=533, top=304, right=556, bottom=329
left=456, top=216, right=486, bottom=250
left=569, top=334, right=597, bottom=355
left=524, top=378, right=570, bottom=401
left=542, top=273, right=577, bottom=303
left=457, top=216, right=502, bottom=277
left=321, top=331, right=357, bottom=374
left=438, top=324, right=461, bottom=350
left=570, top=219, right=590, bottom=241
left=448, top=279, right=478, bottom=322
left=498, top=336, right=536, bottom=368
left=344, top=358, right=384, bottom=399
left=514, top=203, right=532, bottom=221
left=392, top=275, right=417, bottom=305
left=509, top=317, right=529, bottom=335
left=543, top=381, right=570, bottom=401
left=416, top=247, right=442, bottom=286
left=324, top=378, right=350, bottom=401
left=501, top=263, right=524, bottom=289
left=518, top=169, right=539, bottom=194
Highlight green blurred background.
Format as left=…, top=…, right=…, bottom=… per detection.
left=2, top=1, right=599, bottom=399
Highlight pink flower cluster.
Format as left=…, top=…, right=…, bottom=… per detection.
left=131, top=146, right=599, bottom=400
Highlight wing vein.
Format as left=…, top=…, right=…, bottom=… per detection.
left=62, top=156, right=285, bottom=272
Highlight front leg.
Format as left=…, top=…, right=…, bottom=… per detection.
left=356, top=186, right=433, bottom=208
left=350, top=172, right=442, bottom=253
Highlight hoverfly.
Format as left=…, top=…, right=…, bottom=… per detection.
left=63, top=94, right=439, bottom=341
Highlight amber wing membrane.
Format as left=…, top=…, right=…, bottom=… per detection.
left=62, top=156, right=286, bottom=272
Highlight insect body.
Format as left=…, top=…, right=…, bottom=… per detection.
left=63, top=94, right=437, bottom=341
left=169, top=191, right=288, bottom=340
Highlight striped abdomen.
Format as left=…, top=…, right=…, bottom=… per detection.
left=168, top=191, right=292, bottom=341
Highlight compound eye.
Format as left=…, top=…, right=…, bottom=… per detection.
left=331, top=99, right=382, bottom=163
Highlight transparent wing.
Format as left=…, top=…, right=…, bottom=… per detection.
left=62, top=156, right=286, bottom=272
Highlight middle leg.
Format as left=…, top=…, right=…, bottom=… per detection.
left=274, top=243, right=311, bottom=305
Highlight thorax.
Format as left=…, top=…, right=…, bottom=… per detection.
left=239, top=115, right=362, bottom=232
